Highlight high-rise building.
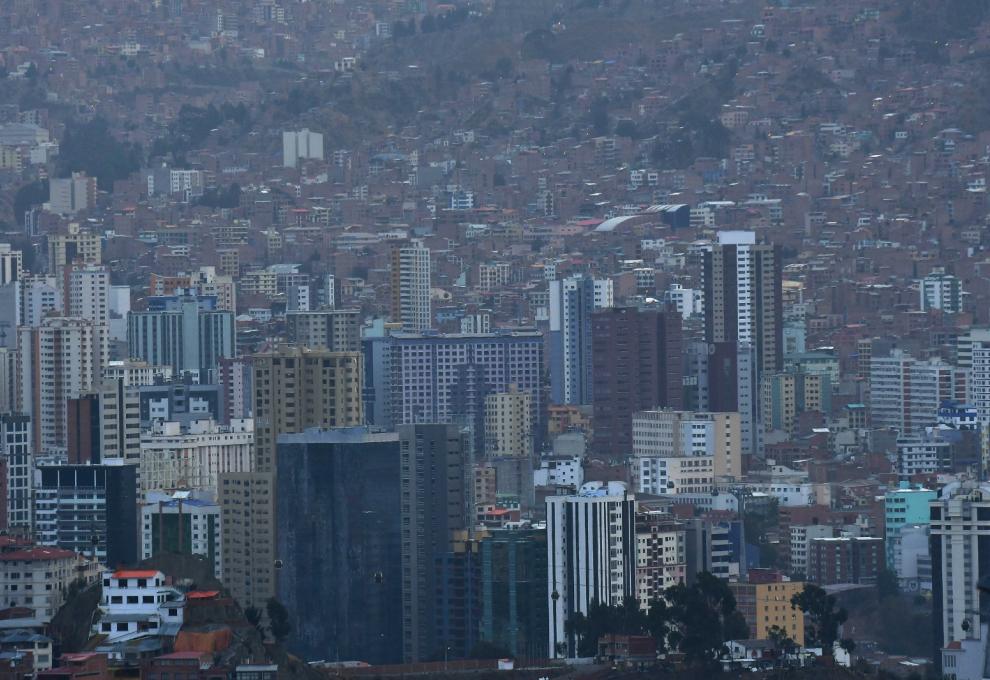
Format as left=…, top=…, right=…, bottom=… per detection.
left=0, top=281, right=19, bottom=349
left=920, top=270, right=963, bottom=313
left=141, top=490, right=222, bottom=580
left=761, top=370, right=831, bottom=435
left=284, top=309, right=361, bottom=351
left=885, top=483, right=936, bottom=577
left=729, top=578, right=805, bottom=645
left=221, top=348, right=361, bottom=611
left=382, top=330, right=543, bottom=454
left=102, top=360, right=173, bottom=387
left=930, top=482, right=990, bottom=669
left=218, top=357, right=253, bottom=423
left=46, top=173, right=96, bottom=216
left=390, top=241, right=432, bottom=332
left=34, top=462, right=137, bottom=567
left=149, top=268, right=236, bottom=313
left=251, top=347, right=363, bottom=473
left=479, top=528, right=549, bottom=658
left=807, top=536, right=885, bottom=585
left=0, top=244, right=22, bottom=285
left=127, top=295, right=235, bottom=382
left=275, top=428, right=401, bottom=663
left=631, top=410, right=742, bottom=495
left=65, top=265, right=110, bottom=328
left=282, top=129, right=324, bottom=168
left=547, top=483, right=636, bottom=658
left=219, top=471, right=275, bottom=611
left=47, top=222, right=101, bottom=277
left=702, top=231, right=782, bottom=455
left=17, top=317, right=107, bottom=454
left=870, top=350, right=966, bottom=434
left=399, top=424, right=467, bottom=662
left=0, top=414, right=31, bottom=531
left=548, top=275, right=613, bottom=405
left=19, top=275, right=61, bottom=326
left=590, top=305, right=682, bottom=457
left=634, top=511, right=687, bottom=607
left=484, top=387, right=533, bottom=459
left=138, top=419, right=253, bottom=499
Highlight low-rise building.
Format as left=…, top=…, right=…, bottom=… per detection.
left=94, top=570, right=184, bottom=643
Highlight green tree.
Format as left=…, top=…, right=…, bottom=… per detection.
left=589, top=96, right=610, bottom=136
left=266, top=598, right=291, bottom=643
left=13, top=179, right=48, bottom=225
left=877, top=568, right=900, bottom=600
left=665, top=572, right=748, bottom=667
left=244, top=606, right=264, bottom=636
left=59, top=118, right=142, bottom=191
left=791, top=584, right=847, bottom=655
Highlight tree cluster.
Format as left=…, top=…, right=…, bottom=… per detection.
left=564, top=572, right=749, bottom=668
left=59, top=117, right=142, bottom=192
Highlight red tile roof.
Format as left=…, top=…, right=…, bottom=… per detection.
left=0, top=547, right=77, bottom=561
left=186, top=591, right=220, bottom=600
left=111, top=569, right=160, bottom=579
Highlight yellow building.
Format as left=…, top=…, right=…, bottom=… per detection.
left=729, top=580, right=805, bottom=644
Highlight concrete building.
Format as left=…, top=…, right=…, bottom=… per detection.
left=548, top=275, right=612, bottom=405
left=47, top=173, right=96, bottom=216
left=0, top=245, right=22, bottom=286
left=930, top=482, right=990, bottom=670
left=284, top=309, right=361, bottom=351
left=702, top=231, right=783, bottom=456
left=127, top=295, right=235, bottom=383
left=282, top=129, right=324, bottom=168
left=885, top=484, right=937, bottom=580
left=18, top=275, right=61, bottom=326
left=547, top=483, right=635, bottom=658
left=484, top=387, right=533, bottom=459
left=218, top=471, right=275, bottom=613
left=590, top=306, right=683, bottom=458
left=632, top=410, right=742, bottom=496
left=275, top=428, right=401, bottom=664
left=390, top=241, right=431, bottom=332
left=399, top=424, right=467, bottom=663
left=870, top=350, right=965, bottom=434
left=17, top=317, right=107, bottom=454
left=47, top=223, right=101, bottom=277
left=0, top=545, right=96, bottom=624
left=102, top=360, right=173, bottom=387
left=760, top=370, right=831, bottom=435
left=66, top=265, right=110, bottom=330
left=789, top=524, right=834, bottom=578
left=141, top=490, right=222, bottom=580
left=920, top=270, right=963, bottom=313
left=635, top=512, right=687, bottom=607
left=93, top=569, right=184, bottom=643
left=218, top=358, right=253, bottom=424
left=729, top=578, right=805, bottom=645
left=807, top=536, right=885, bottom=585
left=34, top=462, right=137, bottom=567
left=383, top=330, right=543, bottom=453
left=0, top=414, right=31, bottom=531
left=251, top=347, right=362, bottom=473
left=138, top=419, right=253, bottom=498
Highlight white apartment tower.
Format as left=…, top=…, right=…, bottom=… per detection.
left=390, top=241, right=432, bottom=332
left=547, top=484, right=636, bottom=658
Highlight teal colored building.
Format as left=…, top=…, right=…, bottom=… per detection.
left=884, top=483, right=937, bottom=574
left=480, top=529, right=548, bottom=659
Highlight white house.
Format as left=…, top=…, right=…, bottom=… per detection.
left=94, top=569, right=185, bottom=643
